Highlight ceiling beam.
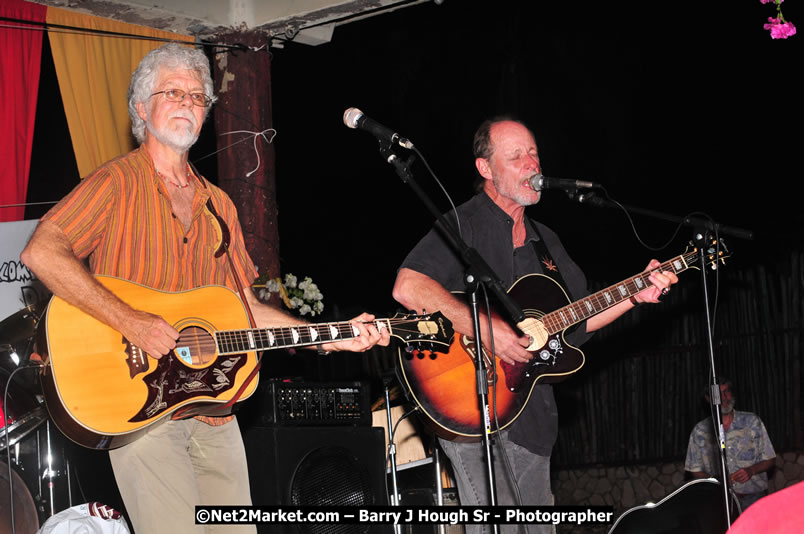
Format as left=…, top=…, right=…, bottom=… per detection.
left=29, top=0, right=430, bottom=44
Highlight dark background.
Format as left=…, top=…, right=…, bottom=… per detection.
left=262, top=0, right=803, bottom=466
left=27, top=1, right=802, bottom=315
left=24, top=0, right=802, bottom=468
left=268, top=0, right=801, bottom=317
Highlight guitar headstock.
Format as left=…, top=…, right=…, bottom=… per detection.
left=686, top=237, right=731, bottom=270
left=388, top=310, right=454, bottom=350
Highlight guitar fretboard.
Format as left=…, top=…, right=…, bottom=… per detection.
left=215, top=319, right=391, bottom=355
left=539, top=251, right=697, bottom=335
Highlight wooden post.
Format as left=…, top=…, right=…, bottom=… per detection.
left=212, top=32, right=279, bottom=282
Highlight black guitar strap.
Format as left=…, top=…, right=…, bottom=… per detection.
left=529, top=220, right=576, bottom=302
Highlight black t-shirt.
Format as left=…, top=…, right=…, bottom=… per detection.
left=399, top=191, right=593, bottom=455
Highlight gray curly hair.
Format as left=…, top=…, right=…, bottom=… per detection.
left=127, top=43, right=217, bottom=144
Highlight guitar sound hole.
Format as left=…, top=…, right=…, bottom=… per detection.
left=174, top=326, right=216, bottom=366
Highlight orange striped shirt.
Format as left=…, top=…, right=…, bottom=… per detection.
left=44, top=145, right=258, bottom=425
left=44, top=145, right=257, bottom=292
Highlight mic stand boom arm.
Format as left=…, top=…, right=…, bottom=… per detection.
left=575, top=191, right=754, bottom=241
left=379, top=144, right=525, bottom=522
left=574, top=190, right=753, bottom=528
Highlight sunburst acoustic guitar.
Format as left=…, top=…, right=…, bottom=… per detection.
left=398, top=239, right=729, bottom=440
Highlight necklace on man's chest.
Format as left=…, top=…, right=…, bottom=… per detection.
left=156, top=166, right=192, bottom=188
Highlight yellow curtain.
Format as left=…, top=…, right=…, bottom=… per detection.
left=46, top=8, right=194, bottom=178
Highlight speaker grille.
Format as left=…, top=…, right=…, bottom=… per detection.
left=290, top=445, right=375, bottom=534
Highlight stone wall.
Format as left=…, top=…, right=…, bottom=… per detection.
left=552, top=450, right=804, bottom=533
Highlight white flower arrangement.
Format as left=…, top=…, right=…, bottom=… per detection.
left=256, top=273, right=324, bottom=317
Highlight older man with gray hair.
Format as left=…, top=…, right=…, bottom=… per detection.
left=22, top=43, right=388, bottom=533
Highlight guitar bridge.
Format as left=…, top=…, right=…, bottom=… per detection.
left=123, top=337, right=149, bottom=378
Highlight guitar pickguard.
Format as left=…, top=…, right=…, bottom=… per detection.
left=130, top=353, right=247, bottom=422
left=501, top=333, right=566, bottom=392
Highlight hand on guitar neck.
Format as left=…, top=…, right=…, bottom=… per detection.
left=123, top=290, right=390, bottom=360
left=456, top=257, right=678, bottom=366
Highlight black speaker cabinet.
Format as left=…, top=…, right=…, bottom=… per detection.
left=244, top=426, right=392, bottom=534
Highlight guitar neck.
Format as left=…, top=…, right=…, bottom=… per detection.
left=541, top=251, right=696, bottom=335
left=215, top=318, right=390, bottom=355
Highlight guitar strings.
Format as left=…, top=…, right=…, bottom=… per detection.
left=159, top=318, right=432, bottom=355
left=520, top=254, right=690, bottom=338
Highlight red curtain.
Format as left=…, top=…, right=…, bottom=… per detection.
left=0, top=0, right=46, bottom=222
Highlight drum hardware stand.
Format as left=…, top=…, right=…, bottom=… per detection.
left=42, top=421, right=59, bottom=518
left=433, top=446, right=447, bottom=534
left=4, top=362, right=44, bottom=534
left=382, top=375, right=401, bottom=504
left=32, top=421, right=73, bottom=525
left=381, top=370, right=451, bottom=534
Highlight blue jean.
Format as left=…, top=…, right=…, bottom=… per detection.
left=439, top=431, right=554, bottom=534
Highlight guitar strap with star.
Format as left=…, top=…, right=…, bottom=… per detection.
left=529, top=221, right=576, bottom=302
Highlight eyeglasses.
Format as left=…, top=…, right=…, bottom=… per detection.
left=150, top=89, right=213, bottom=108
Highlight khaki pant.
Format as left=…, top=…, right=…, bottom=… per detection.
left=109, top=417, right=256, bottom=534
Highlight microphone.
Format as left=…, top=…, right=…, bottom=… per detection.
left=528, top=174, right=599, bottom=192
left=343, top=107, right=414, bottom=149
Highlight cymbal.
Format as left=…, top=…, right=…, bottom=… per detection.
left=0, top=303, right=42, bottom=346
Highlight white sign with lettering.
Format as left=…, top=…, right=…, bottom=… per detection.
left=0, top=220, right=47, bottom=321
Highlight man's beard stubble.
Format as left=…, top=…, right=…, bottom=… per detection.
left=146, top=110, right=199, bottom=152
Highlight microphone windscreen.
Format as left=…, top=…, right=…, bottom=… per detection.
left=343, top=107, right=363, bottom=128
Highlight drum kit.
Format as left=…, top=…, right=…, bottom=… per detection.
left=0, top=302, right=74, bottom=533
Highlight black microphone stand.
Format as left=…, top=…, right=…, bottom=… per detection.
left=574, top=190, right=752, bottom=529
left=377, top=143, right=526, bottom=529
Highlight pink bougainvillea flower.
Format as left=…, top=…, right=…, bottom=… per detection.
left=764, top=17, right=797, bottom=38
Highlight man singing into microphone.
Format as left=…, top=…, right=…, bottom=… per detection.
left=392, top=117, right=678, bottom=534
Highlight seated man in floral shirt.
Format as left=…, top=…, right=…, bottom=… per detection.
left=685, top=377, right=776, bottom=512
